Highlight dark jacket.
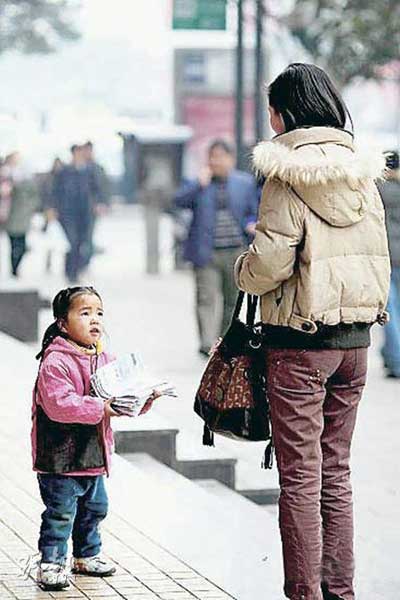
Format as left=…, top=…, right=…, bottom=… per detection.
left=174, top=169, right=259, bottom=268
left=378, top=177, right=400, bottom=266
left=52, top=164, right=93, bottom=221
left=87, top=160, right=110, bottom=206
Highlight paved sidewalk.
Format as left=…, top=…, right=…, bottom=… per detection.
left=0, top=451, right=235, bottom=600
left=0, top=334, right=236, bottom=600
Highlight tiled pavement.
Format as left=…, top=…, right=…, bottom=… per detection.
left=0, top=432, right=235, bottom=600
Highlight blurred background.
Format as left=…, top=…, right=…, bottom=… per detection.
left=0, top=0, right=399, bottom=183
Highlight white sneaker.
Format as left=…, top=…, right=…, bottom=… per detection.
left=37, top=562, right=70, bottom=591
left=71, top=554, right=116, bottom=577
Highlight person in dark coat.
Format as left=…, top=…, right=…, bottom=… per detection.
left=378, top=150, right=400, bottom=377
left=81, top=141, right=110, bottom=260
left=174, top=139, right=259, bottom=355
left=51, top=145, right=94, bottom=283
left=40, top=157, right=64, bottom=273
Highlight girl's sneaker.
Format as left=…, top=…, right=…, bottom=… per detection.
left=71, top=554, right=116, bottom=577
left=37, top=562, right=70, bottom=591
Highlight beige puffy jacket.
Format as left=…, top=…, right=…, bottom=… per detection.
left=235, top=127, right=390, bottom=334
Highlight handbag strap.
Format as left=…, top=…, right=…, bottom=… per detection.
left=232, top=291, right=259, bottom=326
left=246, top=294, right=258, bottom=326
left=232, top=291, right=245, bottom=320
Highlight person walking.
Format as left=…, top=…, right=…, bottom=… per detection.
left=51, top=145, right=94, bottom=283
left=1, top=152, right=40, bottom=277
left=175, top=139, right=259, bottom=356
left=81, top=141, right=110, bottom=260
left=235, top=63, right=390, bottom=600
left=378, top=150, right=400, bottom=378
left=40, top=157, right=64, bottom=273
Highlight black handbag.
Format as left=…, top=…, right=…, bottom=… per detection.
left=194, top=291, right=273, bottom=468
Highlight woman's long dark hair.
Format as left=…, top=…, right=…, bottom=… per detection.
left=268, top=63, right=353, bottom=133
left=36, top=286, right=102, bottom=360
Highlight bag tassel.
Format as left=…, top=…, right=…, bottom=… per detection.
left=261, top=439, right=274, bottom=469
left=202, top=424, right=215, bottom=447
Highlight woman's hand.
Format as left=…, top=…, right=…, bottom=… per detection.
left=139, top=389, right=162, bottom=416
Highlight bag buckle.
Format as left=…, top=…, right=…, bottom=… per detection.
left=249, top=338, right=262, bottom=349
left=249, top=323, right=263, bottom=349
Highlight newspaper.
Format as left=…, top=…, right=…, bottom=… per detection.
left=90, top=353, right=177, bottom=417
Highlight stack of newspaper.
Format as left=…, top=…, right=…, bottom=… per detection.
left=90, top=353, right=177, bottom=417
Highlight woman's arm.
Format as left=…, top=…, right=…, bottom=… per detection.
left=235, top=182, right=305, bottom=296
left=37, top=361, right=104, bottom=425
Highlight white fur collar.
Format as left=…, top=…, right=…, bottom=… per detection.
left=253, top=129, right=386, bottom=186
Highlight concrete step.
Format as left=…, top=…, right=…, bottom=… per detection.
left=196, top=478, right=267, bottom=512
left=198, top=480, right=279, bottom=519
left=114, top=427, right=179, bottom=467
left=114, top=425, right=237, bottom=489
left=115, top=453, right=283, bottom=599
left=114, top=413, right=280, bottom=502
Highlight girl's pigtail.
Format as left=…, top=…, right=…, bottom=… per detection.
left=35, top=321, right=61, bottom=361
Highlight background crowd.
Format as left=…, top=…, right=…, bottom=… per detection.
left=0, top=141, right=109, bottom=283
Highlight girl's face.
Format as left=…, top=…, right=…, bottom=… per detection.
left=268, top=105, right=285, bottom=135
left=61, top=293, right=104, bottom=347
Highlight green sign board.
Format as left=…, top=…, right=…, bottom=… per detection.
left=173, top=0, right=227, bottom=31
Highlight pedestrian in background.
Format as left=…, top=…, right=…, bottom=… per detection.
left=235, top=63, right=390, bottom=600
left=51, top=145, right=94, bottom=283
left=40, top=158, right=64, bottom=216
left=1, top=151, right=40, bottom=277
left=82, top=141, right=110, bottom=259
left=378, top=150, right=400, bottom=378
left=174, top=139, right=259, bottom=356
left=40, top=157, right=64, bottom=273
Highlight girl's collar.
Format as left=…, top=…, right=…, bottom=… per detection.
left=66, top=338, right=98, bottom=355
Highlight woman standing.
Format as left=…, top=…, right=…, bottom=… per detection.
left=2, top=152, right=39, bottom=277
left=235, top=63, right=390, bottom=600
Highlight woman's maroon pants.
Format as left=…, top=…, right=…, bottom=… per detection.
left=266, top=348, right=368, bottom=600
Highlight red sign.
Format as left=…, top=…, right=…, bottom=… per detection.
left=182, top=95, right=255, bottom=174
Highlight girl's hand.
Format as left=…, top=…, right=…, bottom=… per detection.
left=104, top=398, right=121, bottom=418
left=139, top=389, right=162, bottom=416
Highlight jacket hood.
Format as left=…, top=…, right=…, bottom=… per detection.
left=253, top=127, right=386, bottom=228
left=43, top=336, right=98, bottom=361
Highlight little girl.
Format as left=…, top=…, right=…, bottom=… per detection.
left=31, top=286, right=154, bottom=591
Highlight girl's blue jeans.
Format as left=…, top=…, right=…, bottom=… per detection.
left=37, top=474, right=108, bottom=564
left=382, top=267, right=400, bottom=377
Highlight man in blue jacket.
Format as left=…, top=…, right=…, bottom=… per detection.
left=52, top=144, right=101, bottom=283
left=175, top=139, right=259, bottom=356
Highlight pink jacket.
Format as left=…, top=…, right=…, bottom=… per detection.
left=31, top=337, right=114, bottom=476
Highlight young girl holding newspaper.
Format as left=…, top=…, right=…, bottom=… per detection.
left=31, top=286, right=167, bottom=591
